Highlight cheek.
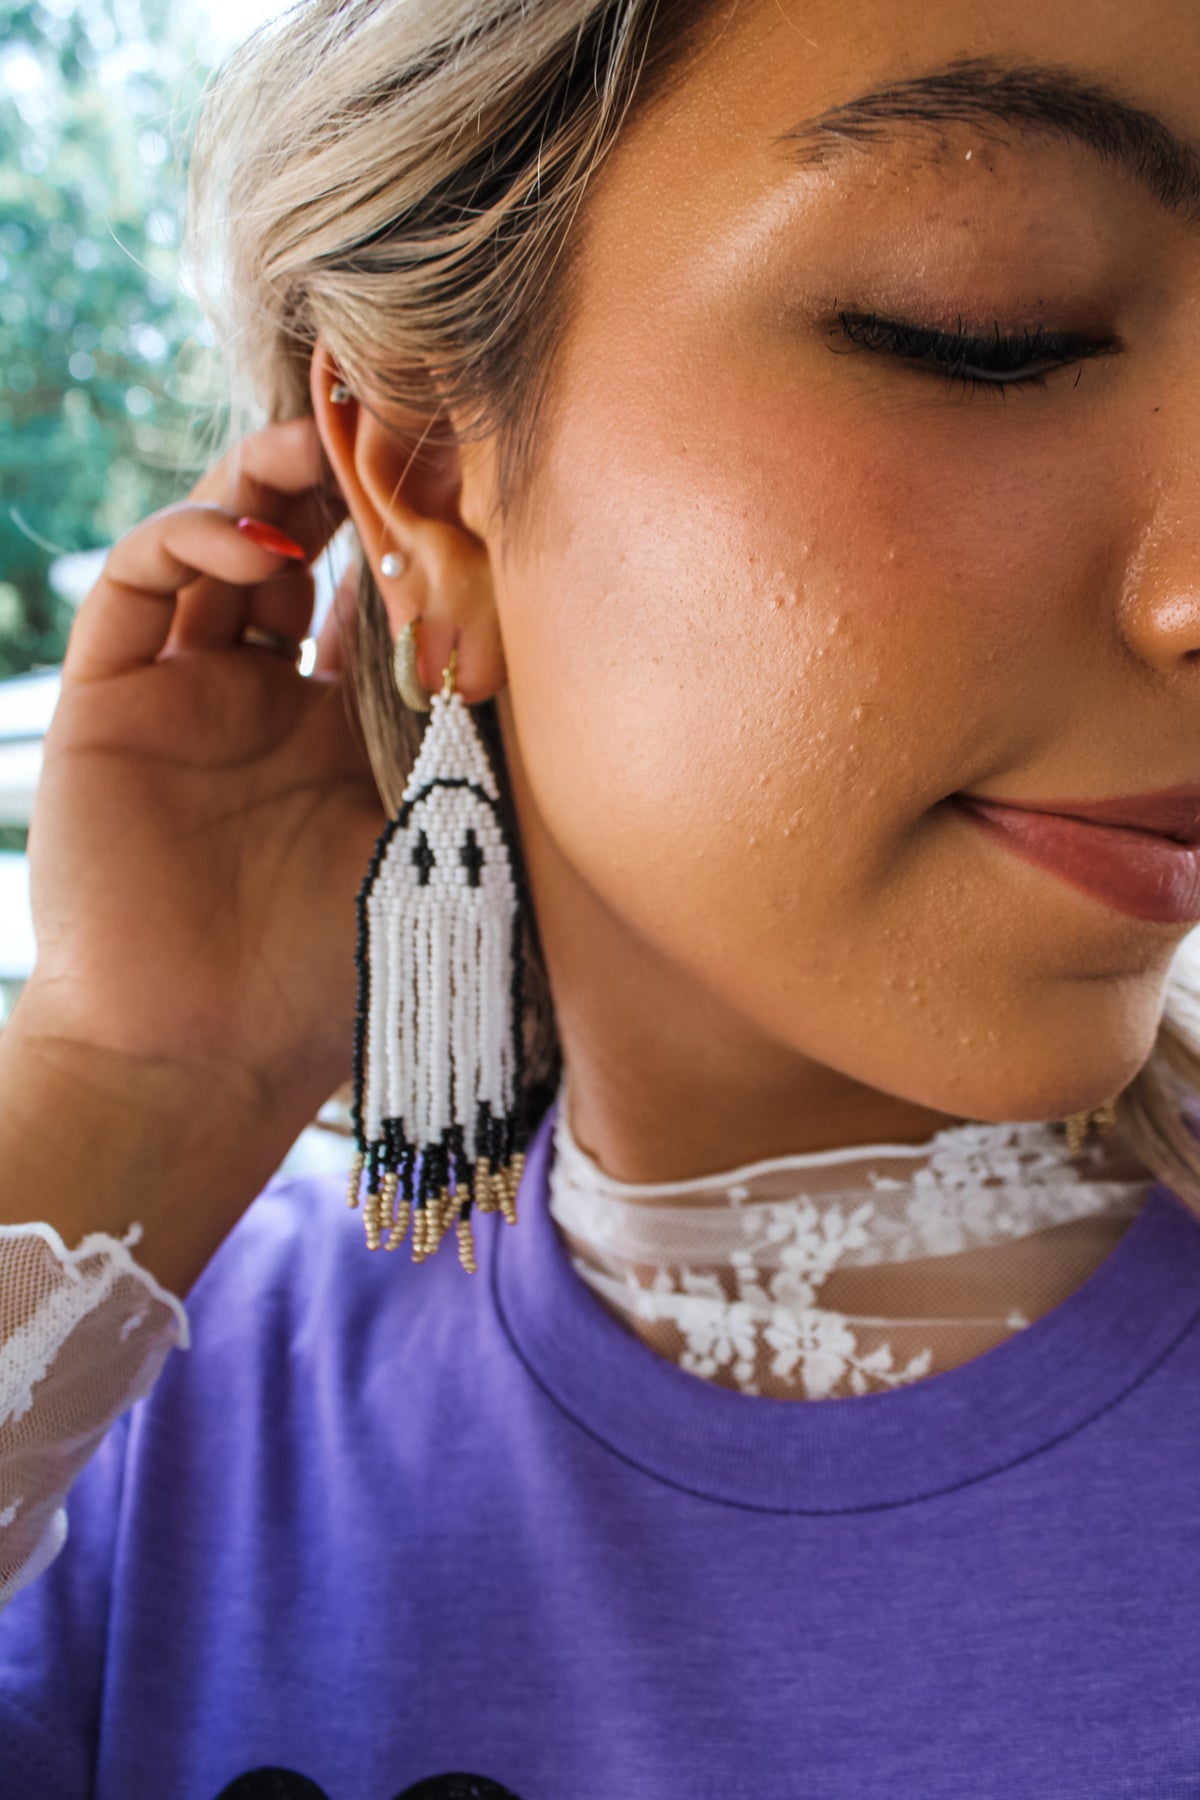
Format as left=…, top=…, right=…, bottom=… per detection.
left=499, top=344, right=1119, bottom=968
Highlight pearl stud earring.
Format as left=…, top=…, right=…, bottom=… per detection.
left=381, top=551, right=408, bottom=578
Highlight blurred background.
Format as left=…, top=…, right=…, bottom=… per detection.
left=0, top=0, right=353, bottom=1170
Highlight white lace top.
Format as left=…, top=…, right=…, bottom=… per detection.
left=0, top=1222, right=188, bottom=1610
left=546, top=1081, right=1156, bottom=1400
left=0, top=1091, right=1156, bottom=1610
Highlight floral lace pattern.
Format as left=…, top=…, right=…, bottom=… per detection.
left=0, top=1221, right=189, bottom=1610
left=547, top=1092, right=1154, bottom=1401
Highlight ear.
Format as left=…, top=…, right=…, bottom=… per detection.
left=309, top=333, right=506, bottom=702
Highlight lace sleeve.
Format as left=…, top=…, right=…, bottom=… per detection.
left=0, top=1221, right=189, bottom=1610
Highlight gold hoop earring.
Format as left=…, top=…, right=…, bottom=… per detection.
left=393, top=618, right=433, bottom=713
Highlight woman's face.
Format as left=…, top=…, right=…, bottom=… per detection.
left=439, top=0, right=1200, bottom=1165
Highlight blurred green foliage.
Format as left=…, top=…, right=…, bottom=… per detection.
left=0, top=0, right=226, bottom=679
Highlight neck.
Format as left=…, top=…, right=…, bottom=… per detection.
left=506, top=763, right=966, bottom=1184
left=560, top=1017, right=969, bottom=1185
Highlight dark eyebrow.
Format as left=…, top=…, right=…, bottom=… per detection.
left=775, top=56, right=1200, bottom=224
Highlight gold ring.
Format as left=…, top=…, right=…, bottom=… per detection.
left=239, top=623, right=304, bottom=665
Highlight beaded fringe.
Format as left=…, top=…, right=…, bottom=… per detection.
left=1063, top=1097, right=1119, bottom=1159
left=348, top=690, right=528, bottom=1272
left=345, top=1132, right=527, bottom=1272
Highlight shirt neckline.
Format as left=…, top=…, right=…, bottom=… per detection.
left=491, top=1100, right=1200, bottom=1513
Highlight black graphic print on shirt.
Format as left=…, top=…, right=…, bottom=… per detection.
left=215, top=1770, right=524, bottom=1800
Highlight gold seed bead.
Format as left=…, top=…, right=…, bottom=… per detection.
left=1094, top=1097, right=1118, bottom=1135
left=497, top=1164, right=518, bottom=1226
left=363, top=1190, right=382, bottom=1251
left=457, top=1215, right=477, bottom=1274
left=377, top=1170, right=399, bottom=1233
left=346, top=1152, right=365, bottom=1209
left=411, top=1204, right=428, bottom=1262
left=473, top=1158, right=494, bottom=1212
left=1064, top=1111, right=1088, bottom=1158
left=385, top=1198, right=412, bottom=1252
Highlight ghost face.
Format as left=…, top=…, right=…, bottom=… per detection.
left=366, top=780, right=518, bottom=1145
left=401, top=781, right=509, bottom=905
left=463, top=0, right=1200, bottom=1176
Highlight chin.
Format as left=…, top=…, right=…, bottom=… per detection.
left=924, top=1008, right=1158, bottom=1127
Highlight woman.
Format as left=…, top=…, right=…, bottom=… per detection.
left=2, top=0, right=1199, bottom=1791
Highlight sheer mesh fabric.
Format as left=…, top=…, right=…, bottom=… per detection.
left=0, top=1222, right=188, bottom=1609
left=0, top=1091, right=1160, bottom=1610
left=547, top=1083, right=1156, bottom=1401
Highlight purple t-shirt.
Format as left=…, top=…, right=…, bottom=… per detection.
left=3, top=1097, right=1200, bottom=1799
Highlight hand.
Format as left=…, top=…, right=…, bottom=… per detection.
left=18, top=416, right=387, bottom=1143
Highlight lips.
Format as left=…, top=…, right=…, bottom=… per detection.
left=952, top=794, right=1200, bottom=924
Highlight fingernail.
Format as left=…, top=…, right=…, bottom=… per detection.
left=236, top=517, right=308, bottom=560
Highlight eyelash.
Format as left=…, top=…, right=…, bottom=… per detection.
left=832, top=308, right=1119, bottom=397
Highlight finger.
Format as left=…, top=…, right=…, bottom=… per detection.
left=236, top=520, right=356, bottom=665
left=63, top=504, right=307, bottom=684
left=189, top=415, right=328, bottom=514
left=167, top=488, right=347, bottom=653
left=167, top=562, right=316, bottom=657
left=191, top=420, right=348, bottom=557
left=240, top=561, right=317, bottom=651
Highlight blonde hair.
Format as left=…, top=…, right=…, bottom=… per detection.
left=184, top=0, right=1200, bottom=1206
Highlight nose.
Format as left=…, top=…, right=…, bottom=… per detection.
left=1118, top=437, right=1200, bottom=672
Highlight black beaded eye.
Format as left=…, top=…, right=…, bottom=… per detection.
left=459, top=827, right=485, bottom=887
left=411, top=829, right=436, bottom=885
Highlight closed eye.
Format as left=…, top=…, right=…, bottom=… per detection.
left=830, top=308, right=1121, bottom=397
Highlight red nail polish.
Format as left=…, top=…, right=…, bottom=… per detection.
left=236, top=517, right=308, bottom=560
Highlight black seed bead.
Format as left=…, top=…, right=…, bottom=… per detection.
left=366, top=1142, right=383, bottom=1191
left=474, top=1099, right=490, bottom=1166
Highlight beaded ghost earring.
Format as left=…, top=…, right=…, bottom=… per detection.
left=346, top=621, right=528, bottom=1272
